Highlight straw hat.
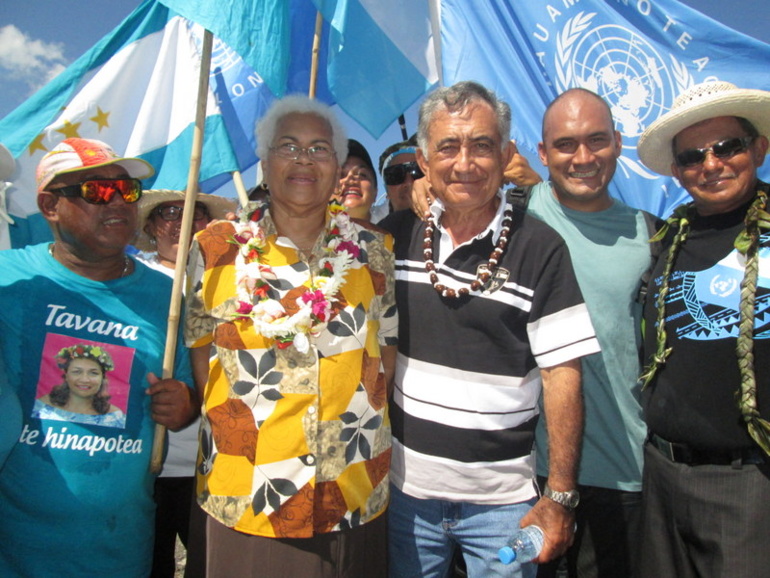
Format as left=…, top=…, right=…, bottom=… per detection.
left=638, top=81, right=770, bottom=176
left=135, top=189, right=236, bottom=251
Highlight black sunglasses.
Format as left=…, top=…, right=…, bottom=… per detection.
left=383, top=161, right=424, bottom=186
left=49, top=178, right=143, bottom=205
left=153, top=204, right=209, bottom=222
left=674, top=137, right=754, bottom=168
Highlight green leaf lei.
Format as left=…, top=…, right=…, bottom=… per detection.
left=641, top=188, right=770, bottom=456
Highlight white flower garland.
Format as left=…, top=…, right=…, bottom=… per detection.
left=231, top=203, right=362, bottom=353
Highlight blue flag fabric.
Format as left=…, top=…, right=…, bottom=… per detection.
left=311, top=0, right=439, bottom=138
left=438, top=0, right=770, bottom=217
left=4, top=0, right=768, bottom=249
left=0, top=0, right=439, bottom=248
left=157, top=0, right=290, bottom=97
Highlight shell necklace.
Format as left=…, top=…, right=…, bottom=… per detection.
left=423, top=200, right=513, bottom=298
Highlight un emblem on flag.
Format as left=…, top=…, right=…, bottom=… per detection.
left=553, top=11, right=693, bottom=176
left=554, top=13, right=695, bottom=137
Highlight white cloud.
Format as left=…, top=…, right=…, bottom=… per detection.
left=0, top=25, right=68, bottom=93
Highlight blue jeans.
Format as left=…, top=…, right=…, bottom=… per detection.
left=389, top=484, right=538, bottom=578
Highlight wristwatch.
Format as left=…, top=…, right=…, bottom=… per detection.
left=543, top=484, right=580, bottom=511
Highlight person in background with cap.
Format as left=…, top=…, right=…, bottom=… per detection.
left=0, top=138, right=197, bottom=577
left=135, top=189, right=235, bottom=578
left=636, top=82, right=770, bottom=578
left=376, top=134, right=424, bottom=222
left=336, top=138, right=379, bottom=221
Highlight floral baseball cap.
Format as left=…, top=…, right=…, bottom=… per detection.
left=36, top=138, right=155, bottom=192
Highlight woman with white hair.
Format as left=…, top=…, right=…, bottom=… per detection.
left=184, top=95, right=397, bottom=577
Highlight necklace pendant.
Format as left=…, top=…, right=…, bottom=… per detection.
left=423, top=200, right=515, bottom=300
left=476, top=263, right=509, bottom=295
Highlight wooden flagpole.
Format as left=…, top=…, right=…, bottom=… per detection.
left=309, top=12, right=323, bottom=99
left=231, top=168, right=250, bottom=207
left=150, top=29, right=214, bottom=473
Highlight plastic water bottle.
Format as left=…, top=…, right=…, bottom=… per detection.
left=498, top=525, right=544, bottom=564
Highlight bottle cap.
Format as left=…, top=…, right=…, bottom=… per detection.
left=498, top=546, right=517, bottom=564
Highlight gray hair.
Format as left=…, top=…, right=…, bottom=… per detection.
left=417, top=81, right=511, bottom=158
left=255, top=95, right=348, bottom=161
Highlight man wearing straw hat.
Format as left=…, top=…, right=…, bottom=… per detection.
left=637, top=82, right=770, bottom=577
left=0, top=138, right=197, bottom=577
left=135, top=188, right=235, bottom=578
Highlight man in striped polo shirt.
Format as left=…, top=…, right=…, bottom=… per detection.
left=381, top=81, right=600, bottom=578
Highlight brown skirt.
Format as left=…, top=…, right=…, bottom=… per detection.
left=204, top=513, right=387, bottom=578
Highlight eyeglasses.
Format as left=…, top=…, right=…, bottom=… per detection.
left=383, top=161, right=424, bottom=186
left=153, top=204, right=209, bottom=222
left=269, top=143, right=335, bottom=161
left=674, top=137, right=754, bottom=168
left=49, top=178, right=143, bottom=205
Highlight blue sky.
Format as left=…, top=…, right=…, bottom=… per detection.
left=0, top=0, right=768, bottom=194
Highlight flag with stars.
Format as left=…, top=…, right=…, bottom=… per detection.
left=0, top=0, right=288, bottom=248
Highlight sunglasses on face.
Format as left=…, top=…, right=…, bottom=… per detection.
left=383, top=161, right=424, bottom=186
left=674, top=136, right=754, bottom=168
left=49, top=178, right=143, bottom=205
left=153, top=204, right=209, bottom=222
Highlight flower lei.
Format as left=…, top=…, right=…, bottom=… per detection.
left=230, top=202, right=362, bottom=353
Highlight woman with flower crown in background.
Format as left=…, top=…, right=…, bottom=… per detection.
left=184, top=95, right=397, bottom=577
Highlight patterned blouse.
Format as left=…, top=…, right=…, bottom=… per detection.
left=184, top=208, right=397, bottom=538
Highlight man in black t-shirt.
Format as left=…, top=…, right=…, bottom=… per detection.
left=637, top=81, right=770, bottom=578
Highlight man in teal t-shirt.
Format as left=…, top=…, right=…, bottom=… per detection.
left=0, top=138, right=197, bottom=577
left=530, top=89, right=656, bottom=578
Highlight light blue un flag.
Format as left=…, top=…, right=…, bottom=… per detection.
left=438, top=0, right=770, bottom=217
